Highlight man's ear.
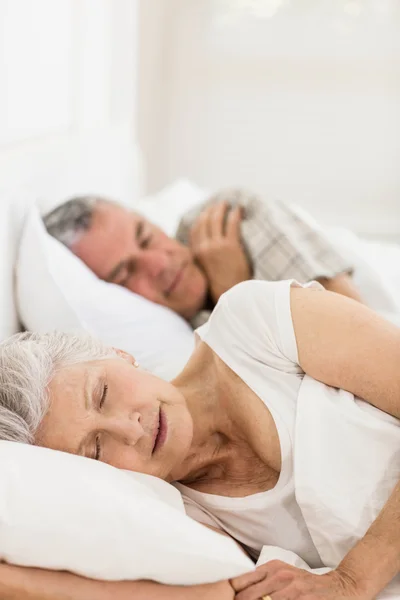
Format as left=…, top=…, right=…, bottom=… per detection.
left=113, top=348, right=139, bottom=367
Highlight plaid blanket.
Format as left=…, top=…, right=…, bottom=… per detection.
left=176, top=188, right=353, bottom=328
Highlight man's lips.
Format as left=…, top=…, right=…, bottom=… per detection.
left=165, top=264, right=186, bottom=297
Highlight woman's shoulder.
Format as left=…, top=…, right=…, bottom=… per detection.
left=197, top=280, right=304, bottom=382
left=198, top=279, right=295, bottom=345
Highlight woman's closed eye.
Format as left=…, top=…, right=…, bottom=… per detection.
left=94, top=434, right=102, bottom=461
left=99, top=383, right=108, bottom=410
left=92, top=384, right=108, bottom=460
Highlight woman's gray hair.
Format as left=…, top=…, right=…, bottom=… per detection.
left=0, top=331, right=117, bottom=444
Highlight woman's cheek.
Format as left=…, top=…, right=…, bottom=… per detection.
left=108, top=444, right=144, bottom=472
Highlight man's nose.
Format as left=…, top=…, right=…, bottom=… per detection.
left=137, top=249, right=169, bottom=279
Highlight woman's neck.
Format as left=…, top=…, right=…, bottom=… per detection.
left=170, top=341, right=238, bottom=483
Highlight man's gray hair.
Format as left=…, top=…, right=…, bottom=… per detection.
left=0, top=331, right=117, bottom=444
left=43, top=196, right=103, bottom=248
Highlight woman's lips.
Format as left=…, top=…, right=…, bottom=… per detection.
left=152, top=407, right=167, bottom=454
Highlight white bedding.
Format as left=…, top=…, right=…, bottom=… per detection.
left=328, top=227, right=400, bottom=323
left=1, top=176, right=400, bottom=593
left=1, top=133, right=400, bottom=593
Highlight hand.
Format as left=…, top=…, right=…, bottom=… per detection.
left=190, top=201, right=251, bottom=303
left=230, top=561, right=365, bottom=600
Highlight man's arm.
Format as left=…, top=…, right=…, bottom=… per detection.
left=0, top=563, right=234, bottom=600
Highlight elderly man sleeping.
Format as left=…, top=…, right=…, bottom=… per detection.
left=43, top=188, right=362, bottom=328
left=1, top=279, right=400, bottom=599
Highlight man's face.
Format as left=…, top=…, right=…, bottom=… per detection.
left=72, top=201, right=208, bottom=320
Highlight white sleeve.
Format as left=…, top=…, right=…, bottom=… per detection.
left=196, top=279, right=322, bottom=374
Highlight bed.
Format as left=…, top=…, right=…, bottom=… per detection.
left=1, top=127, right=400, bottom=596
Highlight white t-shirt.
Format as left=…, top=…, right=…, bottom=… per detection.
left=176, top=279, right=400, bottom=573
left=175, top=279, right=324, bottom=566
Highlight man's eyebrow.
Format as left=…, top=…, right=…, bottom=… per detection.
left=135, top=220, right=144, bottom=240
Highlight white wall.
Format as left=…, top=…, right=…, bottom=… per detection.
left=0, top=0, right=139, bottom=338
left=0, top=0, right=138, bottom=166
left=138, top=0, right=400, bottom=238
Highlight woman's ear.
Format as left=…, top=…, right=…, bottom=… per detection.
left=113, top=348, right=139, bottom=368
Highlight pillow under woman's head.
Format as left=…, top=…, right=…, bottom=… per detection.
left=0, top=441, right=253, bottom=584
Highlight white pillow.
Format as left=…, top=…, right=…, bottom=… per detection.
left=0, top=442, right=253, bottom=584
left=16, top=206, right=195, bottom=380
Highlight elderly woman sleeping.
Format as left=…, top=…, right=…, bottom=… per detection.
left=1, top=279, right=400, bottom=600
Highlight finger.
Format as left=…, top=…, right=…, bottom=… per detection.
left=225, top=205, right=243, bottom=239
left=232, top=563, right=294, bottom=599
left=230, top=568, right=266, bottom=593
left=189, top=223, right=200, bottom=249
left=201, top=205, right=217, bottom=239
left=190, top=209, right=210, bottom=246
left=257, top=561, right=289, bottom=576
left=232, top=560, right=284, bottom=592
left=235, top=572, right=293, bottom=600
left=209, top=201, right=229, bottom=238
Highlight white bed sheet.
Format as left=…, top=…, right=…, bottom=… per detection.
left=328, top=227, right=400, bottom=325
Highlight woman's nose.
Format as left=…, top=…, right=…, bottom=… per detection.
left=108, top=413, right=144, bottom=445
